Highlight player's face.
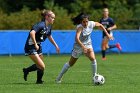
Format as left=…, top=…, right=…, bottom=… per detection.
left=81, top=18, right=88, bottom=28
left=103, top=9, right=109, bottom=17
left=46, top=13, right=55, bottom=24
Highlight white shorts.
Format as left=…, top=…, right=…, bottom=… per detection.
left=72, top=43, right=93, bottom=58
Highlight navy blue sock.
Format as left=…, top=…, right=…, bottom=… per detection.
left=102, top=50, right=106, bottom=58
left=26, top=64, right=38, bottom=72
left=37, top=68, right=44, bottom=82
left=109, top=45, right=116, bottom=49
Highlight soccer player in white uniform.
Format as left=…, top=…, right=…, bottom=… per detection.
left=56, top=13, right=113, bottom=83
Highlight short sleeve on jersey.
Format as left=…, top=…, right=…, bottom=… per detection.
left=31, top=22, right=43, bottom=32
left=109, top=18, right=115, bottom=26
left=89, top=21, right=96, bottom=29
left=76, top=24, right=82, bottom=29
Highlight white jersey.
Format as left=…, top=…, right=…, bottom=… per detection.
left=72, top=21, right=96, bottom=58
left=75, top=21, right=96, bottom=45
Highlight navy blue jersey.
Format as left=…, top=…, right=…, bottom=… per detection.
left=99, top=17, right=115, bottom=38
left=99, top=17, right=115, bottom=30
left=25, top=21, right=52, bottom=46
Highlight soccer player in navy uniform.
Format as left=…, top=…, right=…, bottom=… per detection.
left=100, top=8, right=122, bottom=60
left=23, top=9, right=60, bottom=84
left=55, top=13, right=113, bottom=83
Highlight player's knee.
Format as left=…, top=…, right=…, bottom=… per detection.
left=89, top=56, right=96, bottom=61
left=91, top=58, right=96, bottom=61
left=91, top=59, right=97, bottom=64
left=42, top=65, right=45, bottom=70
left=102, top=44, right=106, bottom=49
left=38, top=64, right=45, bottom=70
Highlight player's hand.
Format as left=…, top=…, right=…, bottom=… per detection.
left=108, top=35, right=114, bottom=40
left=82, top=46, right=87, bottom=54
left=35, top=44, right=39, bottom=50
left=107, top=28, right=112, bottom=31
left=56, top=46, right=60, bottom=54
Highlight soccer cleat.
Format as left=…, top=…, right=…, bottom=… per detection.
left=36, top=80, right=44, bottom=84
left=116, top=43, right=122, bottom=51
left=94, top=73, right=98, bottom=76
left=102, top=57, right=106, bottom=61
left=93, top=73, right=99, bottom=82
left=23, top=68, right=29, bottom=81
left=55, top=78, right=62, bottom=84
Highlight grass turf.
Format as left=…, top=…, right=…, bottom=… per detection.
left=0, top=53, right=140, bottom=93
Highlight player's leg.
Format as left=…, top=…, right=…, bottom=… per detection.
left=23, top=45, right=45, bottom=83
left=56, top=56, right=78, bottom=83
left=108, top=32, right=122, bottom=50
left=23, top=46, right=38, bottom=81
left=36, top=54, right=45, bottom=84
left=30, top=54, right=45, bottom=84
left=56, top=47, right=81, bottom=83
left=108, top=41, right=122, bottom=50
left=108, top=44, right=116, bottom=49
left=101, top=37, right=109, bottom=60
left=108, top=42, right=122, bottom=51
left=23, top=54, right=45, bottom=84
left=23, top=64, right=38, bottom=81
left=86, top=48, right=97, bottom=76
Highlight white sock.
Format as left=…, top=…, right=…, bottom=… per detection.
left=56, top=63, right=70, bottom=80
left=91, top=59, right=97, bottom=76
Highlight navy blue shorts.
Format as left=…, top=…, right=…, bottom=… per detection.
left=24, top=44, right=42, bottom=55
left=102, top=31, right=111, bottom=38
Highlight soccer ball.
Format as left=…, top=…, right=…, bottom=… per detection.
left=93, top=74, right=105, bottom=85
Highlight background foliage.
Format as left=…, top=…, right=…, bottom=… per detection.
left=0, top=0, right=139, bottom=30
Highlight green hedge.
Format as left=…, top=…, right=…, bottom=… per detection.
left=0, top=5, right=139, bottom=30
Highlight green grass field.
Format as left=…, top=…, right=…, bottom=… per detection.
left=0, top=53, right=140, bottom=93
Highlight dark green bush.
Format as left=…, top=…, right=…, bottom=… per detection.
left=0, top=0, right=139, bottom=30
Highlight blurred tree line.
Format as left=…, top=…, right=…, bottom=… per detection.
left=0, top=0, right=139, bottom=30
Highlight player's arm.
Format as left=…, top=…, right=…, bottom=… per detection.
left=107, top=18, right=117, bottom=31
left=95, top=22, right=113, bottom=40
left=30, top=30, right=39, bottom=50
left=75, top=27, right=87, bottom=53
left=108, top=24, right=117, bottom=31
left=48, top=35, right=60, bottom=53
left=30, top=22, right=43, bottom=50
